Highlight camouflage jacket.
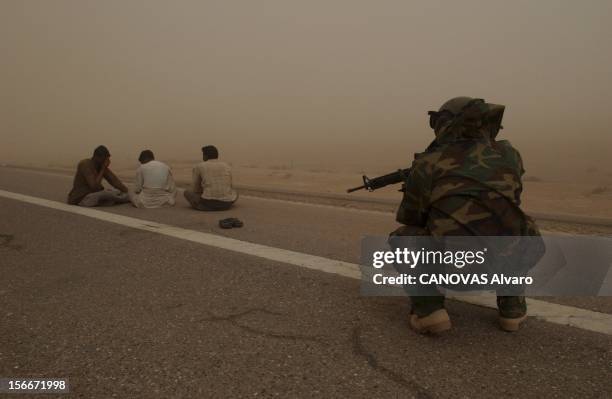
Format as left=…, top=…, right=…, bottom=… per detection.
left=396, top=121, right=536, bottom=237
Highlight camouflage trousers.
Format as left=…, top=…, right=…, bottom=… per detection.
left=409, top=292, right=526, bottom=319
left=403, top=264, right=527, bottom=318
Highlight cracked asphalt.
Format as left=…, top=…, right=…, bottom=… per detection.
left=1, top=167, right=612, bottom=398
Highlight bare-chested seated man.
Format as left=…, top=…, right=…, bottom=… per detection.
left=67, top=145, right=130, bottom=207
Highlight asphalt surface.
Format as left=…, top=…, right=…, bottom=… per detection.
left=1, top=167, right=612, bottom=398
left=3, top=166, right=612, bottom=314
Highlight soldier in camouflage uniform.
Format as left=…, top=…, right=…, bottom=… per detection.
left=392, top=96, right=541, bottom=333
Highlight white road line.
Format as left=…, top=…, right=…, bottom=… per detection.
left=454, top=295, right=612, bottom=336
left=0, top=189, right=360, bottom=280
left=600, top=265, right=612, bottom=296
left=1, top=188, right=612, bottom=336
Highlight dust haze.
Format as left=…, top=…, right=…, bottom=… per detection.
left=1, top=0, right=611, bottom=183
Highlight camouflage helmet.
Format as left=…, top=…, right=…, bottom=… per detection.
left=428, top=96, right=505, bottom=138
left=438, top=96, right=477, bottom=115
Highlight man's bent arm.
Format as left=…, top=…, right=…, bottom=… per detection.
left=395, top=157, right=432, bottom=227
left=167, top=170, right=177, bottom=193
left=104, top=169, right=128, bottom=192
left=192, top=167, right=203, bottom=194
left=134, top=168, right=144, bottom=194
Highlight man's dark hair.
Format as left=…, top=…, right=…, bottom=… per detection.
left=93, top=145, right=110, bottom=158
left=202, top=145, right=219, bottom=160
left=138, top=150, right=155, bottom=163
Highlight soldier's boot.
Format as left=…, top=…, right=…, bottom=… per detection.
left=409, top=309, right=452, bottom=334
left=497, top=296, right=527, bottom=332
left=409, top=296, right=450, bottom=334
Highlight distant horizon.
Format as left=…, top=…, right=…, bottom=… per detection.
left=4, top=157, right=611, bottom=185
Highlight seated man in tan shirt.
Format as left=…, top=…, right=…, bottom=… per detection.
left=184, top=145, right=238, bottom=211
left=67, top=145, right=130, bottom=207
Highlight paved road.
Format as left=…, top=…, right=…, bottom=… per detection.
left=1, top=167, right=611, bottom=398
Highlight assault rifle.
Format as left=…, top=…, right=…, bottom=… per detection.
left=346, top=168, right=411, bottom=193
left=347, top=140, right=439, bottom=193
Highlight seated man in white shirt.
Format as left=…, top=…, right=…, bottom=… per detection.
left=184, top=145, right=238, bottom=211
left=130, top=150, right=177, bottom=208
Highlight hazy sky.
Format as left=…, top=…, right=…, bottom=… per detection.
left=1, top=0, right=611, bottom=180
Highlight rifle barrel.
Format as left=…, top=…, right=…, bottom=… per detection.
left=346, top=185, right=365, bottom=193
